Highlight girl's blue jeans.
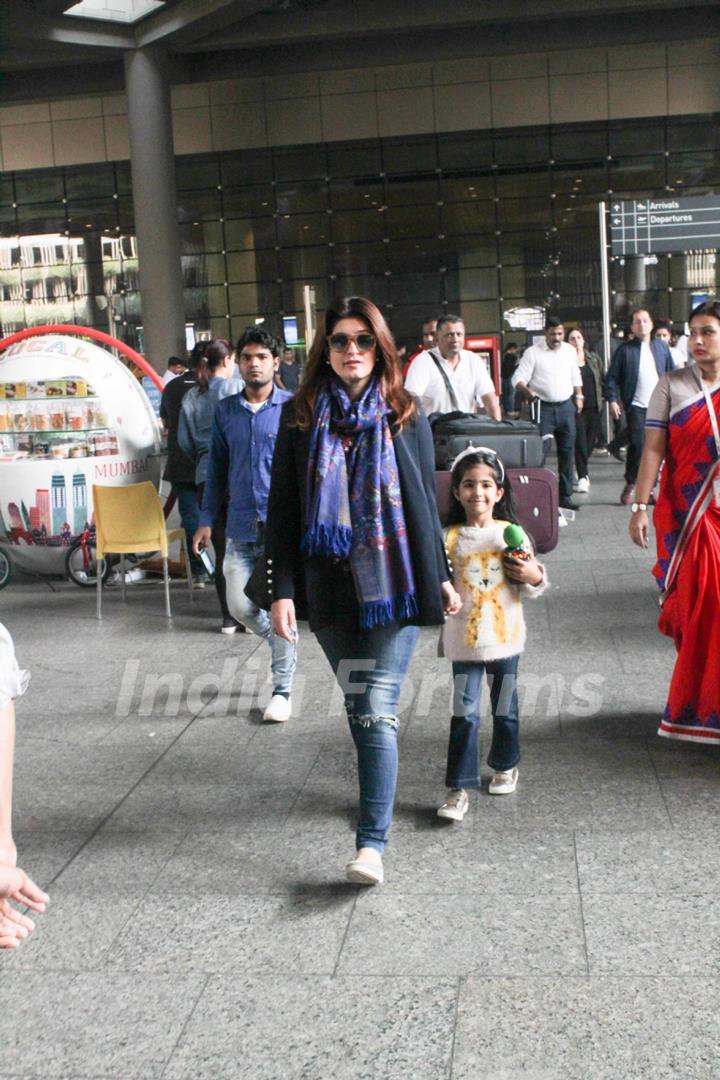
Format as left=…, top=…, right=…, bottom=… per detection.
left=315, top=622, right=419, bottom=854
left=447, top=655, right=520, bottom=788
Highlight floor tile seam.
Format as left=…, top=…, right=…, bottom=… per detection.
left=644, top=735, right=676, bottom=828
left=159, top=972, right=212, bottom=1080
left=572, top=831, right=591, bottom=976
left=447, top=976, right=463, bottom=1080
left=331, top=890, right=360, bottom=978
left=277, top=742, right=328, bottom=831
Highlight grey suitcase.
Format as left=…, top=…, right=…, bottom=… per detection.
left=430, top=412, right=543, bottom=470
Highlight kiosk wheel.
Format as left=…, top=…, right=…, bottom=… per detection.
left=0, top=549, right=11, bottom=590
left=66, top=539, right=109, bottom=587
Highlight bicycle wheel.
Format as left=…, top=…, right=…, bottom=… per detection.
left=65, top=540, right=109, bottom=587
left=0, top=549, right=11, bottom=590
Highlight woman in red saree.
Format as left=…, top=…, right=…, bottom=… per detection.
left=630, top=301, right=720, bottom=743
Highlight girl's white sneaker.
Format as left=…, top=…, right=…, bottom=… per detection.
left=489, top=767, right=519, bottom=795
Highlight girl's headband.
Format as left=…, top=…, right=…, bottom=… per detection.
left=451, top=444, right=505, bottom=482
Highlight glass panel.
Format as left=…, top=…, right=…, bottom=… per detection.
left=386, top=204, right=438, bottom=240
left=64, top=165, right=115, bottom=199
left=609, top=120, right=665, bottom=156
left=14, top=173, right=64, bottom=204
left=387, top=238, right=444, bottom=273
left=388, top=304, right=442, bottom=345
left=279, top=245, right=328, bottom=278
left=332, top=241, right=386, bottom=275
left=667, top=151, right=720, bottom=192
left=175, top=157, right=220, bottom=191
left=327, top=142, right=382, bottom=177
left=667, top=117, right=720, bottom=152
left=199, top=253, right=227, bottom=285
left=227, top=250, right=259, bottom=282
left=494, top=130, right=549, bottom=165
left=16, top=203, right=67, bottom=234
left=277, top=212, right=330, bottom=245
left=496, top=169, right=550, bottom=197
left=115, top=164, right=133, bottom=195
left=382, top=137, right=436, bottom=174
left=332, top=273, right=389, bottom=305
left=224, top=217, right=276, bottom=250
left=329, top=177, right=384, bottom=210
left=384, top=176, right=439, bottom=206
left=273, top=147, right=326, bottom=181
left=458, top=299, right=499, bottom=331
left=275, top=180, right=327, bottom=214
left=497, top=197, right=552, bottom=231
left=282, top=277, right=328, bottom=311
left=229, top=282, right=264, bottom=313
left=442, top=201, right=495, bottom=234
left=176, top=189, right=221, bottom=223
left=551, top=126, right=607, bottom=162
left=332, top=208, right=385, bottom=243
left=389, top=272, right=443, bottom=305
left=553, top=164, right=608, bottom=195
left=445, top=266, right=497, bottom=302
left=179, top=220, right=223, bottom=253
left=222, top=185, right=275, bottom=216
left=66, top=199, right=118, bottom=232
left=442, top=173, right=494, bottom=202
left=449, top=232, right=498, bottom=265
left=221, top=151, right=273, bottom=185
left=438, top=132, right=493, bottom=170
left=203, top=284, right=229, bottom=317
left=610, top=155, right=665, bottom=191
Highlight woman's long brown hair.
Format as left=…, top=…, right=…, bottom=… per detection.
left=292, top=296, right=416, bottom=431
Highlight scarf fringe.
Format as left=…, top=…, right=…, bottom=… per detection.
left=358, top=591, right=419, bottom=630
left=303, top=522, right=353, bottom=559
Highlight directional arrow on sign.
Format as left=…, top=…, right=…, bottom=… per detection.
left=613, top=218, right=621, bottom=224
left=637, top=202, right=646, bottom=209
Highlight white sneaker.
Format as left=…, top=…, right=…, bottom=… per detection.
left=576, top=476, right=590, bottom=493
left=489, top=767, right=519, bottom=795
left=346, top=847, right=383, bottom=885
left=437, top=788, right=469, bottom=821
left=263, top=694, right=291, bottom=723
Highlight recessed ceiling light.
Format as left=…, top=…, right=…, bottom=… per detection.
left=64, top=0, right=165, bottom=24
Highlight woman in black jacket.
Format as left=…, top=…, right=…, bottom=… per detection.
left=264, top=296, right=460, bottom=885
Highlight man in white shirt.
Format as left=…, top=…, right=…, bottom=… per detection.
left=404, top=314, right=501, bottom=419
left=606, top=309, right=674, bottom=505
left=512, top=317, right=583, bottom=510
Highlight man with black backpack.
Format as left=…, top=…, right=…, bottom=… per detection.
left=404, top=314, right=501, bottom=420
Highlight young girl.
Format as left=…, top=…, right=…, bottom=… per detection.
left=437, top=447, right=548, bottom=821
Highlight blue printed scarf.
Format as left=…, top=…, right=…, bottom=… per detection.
left=303, top=376, right=418, bottom=629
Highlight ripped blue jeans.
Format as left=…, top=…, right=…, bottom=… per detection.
left=315, top=622, right=420, bottom=853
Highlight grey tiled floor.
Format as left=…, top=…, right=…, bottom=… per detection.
left=2, top=456, right=718, bottom=1079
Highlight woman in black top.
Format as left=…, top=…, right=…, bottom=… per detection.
left=264, top=296, right=460, bottom=885
left=568, top=328, right=604, bottom=493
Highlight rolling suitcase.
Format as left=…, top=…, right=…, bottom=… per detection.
left=434, top=466, right=559, bottom=553
left=430, top=412, right=544, bottom=471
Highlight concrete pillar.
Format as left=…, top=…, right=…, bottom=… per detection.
left=124, top=47, right=186, bottom=372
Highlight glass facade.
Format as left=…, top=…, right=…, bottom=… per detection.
left=1, top=113, right=718, bottom=352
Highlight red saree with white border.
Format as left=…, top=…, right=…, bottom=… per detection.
left=650, top=381, right=720, bottom=742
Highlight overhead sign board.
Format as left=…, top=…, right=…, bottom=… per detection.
left=609, top=196, right=720, bottom=255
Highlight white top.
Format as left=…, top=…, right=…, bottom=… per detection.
left=632, top=341, right=659, bottom=407
left=0, top=622, right=30, bottom=708
left=511, top=340, right=581, bottom=402
left=441, top=522, right=547, bottom=662
left=404, top=348, right=495, bottom=415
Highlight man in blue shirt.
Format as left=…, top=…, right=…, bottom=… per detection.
left=193, top=327, right=296, bottom=723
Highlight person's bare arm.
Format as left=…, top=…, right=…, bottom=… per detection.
left=481, top=391, right=502, bottom=420
left=629, top=428, right=666, bottom=548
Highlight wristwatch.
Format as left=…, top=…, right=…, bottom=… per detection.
left=631, top=502, right=648, bottom=513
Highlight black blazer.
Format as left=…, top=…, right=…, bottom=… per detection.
left=259, top=399, right=450, bottom=631
left=605, top=338, right=674, bottom=412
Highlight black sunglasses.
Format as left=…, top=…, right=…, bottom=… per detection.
left=328, top=332, right=376, bottom=353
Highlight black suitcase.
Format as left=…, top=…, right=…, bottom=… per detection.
left=430, top=412, right=543, bottom=470
left=434, top=466, right=559, bottom=553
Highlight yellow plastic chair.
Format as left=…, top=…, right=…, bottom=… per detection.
left=92, top=482, right=193, bottom=619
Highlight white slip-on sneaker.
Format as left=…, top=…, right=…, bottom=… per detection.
left=437, top=788, right=469, bottom=821
left=489, top=767, right=519, bottom=795
left=346, top=847, right=384, bottom=885
left=263, top=694, right=291, bottom=723
left=576, top=476, right=590, bottom=493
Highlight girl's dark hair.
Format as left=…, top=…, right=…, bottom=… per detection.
left=292, top=295, right=416, bottom=432
left=196, top=338, right=233, bottom=394
left=689, top=299, right=720, bottom=323
left=445, top=450, right=520, bottom=528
